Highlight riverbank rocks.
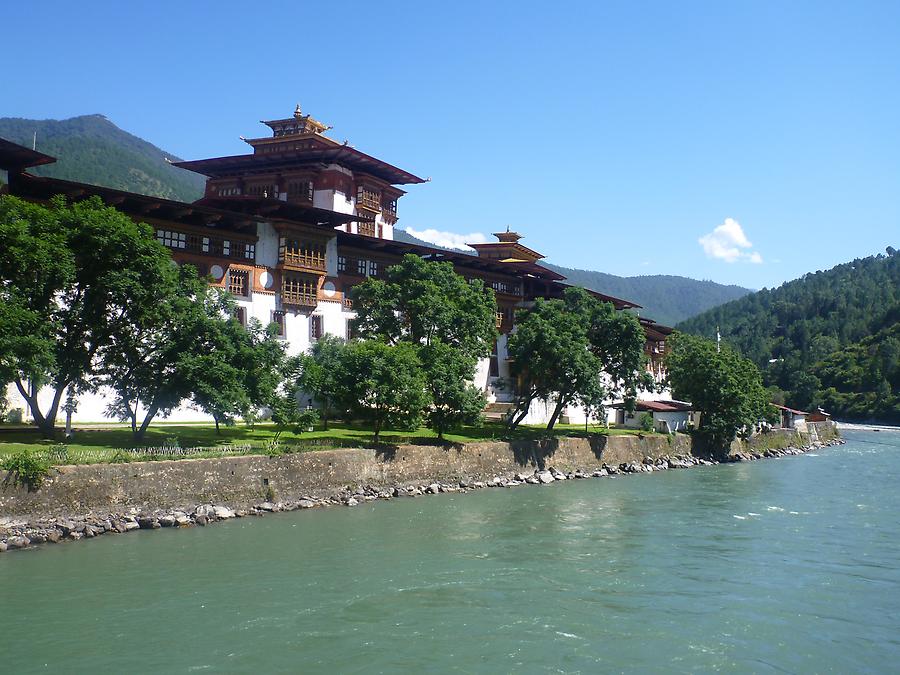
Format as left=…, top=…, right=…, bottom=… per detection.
left=0, top=436, right=847, bottom=554
left=213, top=506, right=236, bottom=520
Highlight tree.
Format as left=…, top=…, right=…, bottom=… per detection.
left=351, top=254, right=496, bottom=358
left=0, top=195, right=174, bottom=437
left=507, top=287, right=648, bottom=430
left=350, top=254, right=495, bottom=436
left=332, top=341, right=429, bottom=442
left=270, top=390, right=319, bottom=443
left=665, top=332, right=773, bottom=449
left=296, top=334, right=346, bottom=429
left=420, top=341, right=485, bottom=438
left=188, top=316, right=287, bottom=432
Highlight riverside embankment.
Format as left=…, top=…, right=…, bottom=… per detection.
left=0, top=424, right=838, bottom=552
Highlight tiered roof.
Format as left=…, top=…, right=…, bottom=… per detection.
left=173, top=105, right=426, bottom=186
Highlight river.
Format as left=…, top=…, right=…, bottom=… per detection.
left=1, top=429, right=899, bottom=673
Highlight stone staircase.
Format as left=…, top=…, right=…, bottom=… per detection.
left=484, top=401, right=515, bottom=422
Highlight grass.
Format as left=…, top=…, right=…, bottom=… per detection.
left=0, top=421, right=658, bottom=466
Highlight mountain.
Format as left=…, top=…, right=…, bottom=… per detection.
left=541, top=264, right=751, bottom=326
left=677, top=248, right=900, bottom=423
left=394, top=230, right=751, bottom=326
left=0, top=115, right=205, bottom=202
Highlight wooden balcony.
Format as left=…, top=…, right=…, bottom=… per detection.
left=280, top=251, right=326, bottom=272
left=357, top=191, right=381, bottom=212
left=281, top=291, right=318, bottom=308
left=357, top=221, right=377, bottom=237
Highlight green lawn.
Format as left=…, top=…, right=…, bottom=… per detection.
left=0, top=421, right=656, bottom=466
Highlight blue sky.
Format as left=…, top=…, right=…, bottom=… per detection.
left=4, top=1, right=898, bottom=290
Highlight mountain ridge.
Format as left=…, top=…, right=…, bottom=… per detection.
left=0, top=114, right=205, bottom=202
left=393, top=230, right=751, bottom=325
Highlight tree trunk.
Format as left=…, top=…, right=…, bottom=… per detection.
left=214, top=415, right=221, bottom=433
left=16, top=378, right=65, bottom=438
left=508, top=396, right=534, bottom=429
left=546, top=395, right=568, bottom=431
left=134, top=403, right=160, bottom=442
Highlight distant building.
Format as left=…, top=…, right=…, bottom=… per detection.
left=0, top=106, right=674, bottom=426
left=772, top=404, right=808, bottom=430
left=612, top=400, right=695, bottom=433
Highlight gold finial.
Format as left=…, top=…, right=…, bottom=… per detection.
left=294, top=103, right=303, bottom=119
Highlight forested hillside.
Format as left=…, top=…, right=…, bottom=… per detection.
left=678, top=249, right=900, bottom=422
left=0, top=115, right=205, bottom=202
left=543, top=264, right=751, bottom=326
left=394, top=231, right=751, bottom=326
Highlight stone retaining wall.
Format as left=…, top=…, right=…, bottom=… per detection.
left=0, top=433, right=700, bottom=519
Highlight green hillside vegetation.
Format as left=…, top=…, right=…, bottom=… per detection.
left=677, top=248, right=900, bottom=423
left=393, top=231, right=751, bottom=326
left=0, top=115, right=205, bottom=202
left=543, top=264, right=751, bottom=326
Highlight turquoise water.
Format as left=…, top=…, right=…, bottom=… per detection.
left=2, top=430, right=899, bottom=673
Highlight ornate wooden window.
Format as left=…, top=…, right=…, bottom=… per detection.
left=281, top=273, right=317, bottom=307
left=286, top=180, right=313, bottom=202
left=247, top=183, right=275, bottom=197
left=357, top=220, right=377, bottom=237
left=233, top=306, right=247, bottom=326
left=491, top=280, right=523, bottom=296
left=383, top=198, right=397, bottom=217
left=356, top=186, right=381, bottom=211
left=279, top=237, right=326, bottom=271
left=356, top=259, right=367, bottom=276
left=154, top=229, right=253, bottom=262
left=156, top=229, right=186, bottom=249
left=228, top=269, right=249, bottom=297
left=338, top=256, right=347, bottom=273
left=310, top=315, right=323, bottom=341
left=368, top=260, right=379, bottom=277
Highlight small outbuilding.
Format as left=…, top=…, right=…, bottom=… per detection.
left=613, top=400, right=695, bottom=433
left=772, top=404, right=809, bottom=429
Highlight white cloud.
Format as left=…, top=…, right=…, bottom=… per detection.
left=404, top=226, right=489, bottom=252
left=698, top=218, right=763, bottom=264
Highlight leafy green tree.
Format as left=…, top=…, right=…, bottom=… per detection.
left=332, top=341, right=429, bottom=442
left=420, top=341, right=485, bottom=438
left=296, top=334, right=346, bottom=429
left=350, top=254, right=495, bottom=436
left=0, top=195, right=173, bottom=437
left=351, top=254, right=496, bottom=358
left=507, top=287, right=647, bottom=430
left=666, top=332, right=774, bottom=449
left=188, top=316, right=286, bottom=432
left=270, top=391, right=319, bottom=443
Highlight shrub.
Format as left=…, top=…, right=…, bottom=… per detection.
left=7, top=408, right=24, bottom=424
left=2, top=451, right=52, bottom=490
left=639, top=412, right=655, bottom=432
